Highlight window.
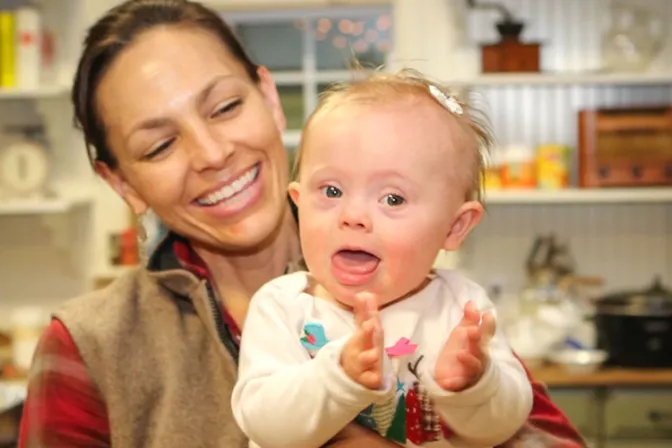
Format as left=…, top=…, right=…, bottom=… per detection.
left=225, top=6, right=394, bottom=144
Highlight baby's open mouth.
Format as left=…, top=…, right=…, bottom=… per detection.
left=331, top=249, right=380, bottom=275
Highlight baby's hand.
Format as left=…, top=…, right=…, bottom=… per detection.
left=341, top=293, right=384, bottom=390
left=434, top=301, right=496, bottom=392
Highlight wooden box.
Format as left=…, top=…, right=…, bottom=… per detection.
left=481, top=41, right=540, bottom=73
left=578, top=106, right=672, bottom=187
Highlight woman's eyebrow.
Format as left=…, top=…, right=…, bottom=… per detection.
left=125, top=74, right=238, bottom=142
left=194, top=74, right=238, bottom=105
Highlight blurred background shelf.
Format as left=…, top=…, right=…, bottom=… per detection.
left=485, top=188, right=672, bottom=204
left=446, top=72, right=672, bottom=87
left=0, top=85, right=69, bottom=99
left=0, top=196, right=90, bottom=215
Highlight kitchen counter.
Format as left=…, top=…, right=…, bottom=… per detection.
left=530, top=364, right=672, bottom=387
left=4, top=364, right=672, bottom=387
left=531, top=365, right=672, bottom=448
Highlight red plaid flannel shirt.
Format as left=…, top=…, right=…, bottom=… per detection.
left=19, top=239, right=586, bottom=447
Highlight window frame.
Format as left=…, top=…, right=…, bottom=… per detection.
left=224, top=6, right=395, bottom=143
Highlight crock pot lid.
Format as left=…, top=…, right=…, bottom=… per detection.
left=598, top=276, right=672, bottom=308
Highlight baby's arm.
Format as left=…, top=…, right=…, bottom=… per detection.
left=231, top=282, right=391, bottom=448
left=421, top=282, right=533, bottom=446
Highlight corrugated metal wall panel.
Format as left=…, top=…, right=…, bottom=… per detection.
left=458, top=0, right=672, bottom=296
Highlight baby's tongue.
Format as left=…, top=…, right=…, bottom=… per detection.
left=332, top=250, right=379, bottom=274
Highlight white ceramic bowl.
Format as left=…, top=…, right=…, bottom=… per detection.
left=548, top=349, right=608, bottom=375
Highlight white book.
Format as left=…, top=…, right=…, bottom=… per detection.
left=16, top=6, right=41, bottom=90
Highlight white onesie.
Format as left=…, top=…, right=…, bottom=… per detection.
left=231, top=269, right=532, bottom=448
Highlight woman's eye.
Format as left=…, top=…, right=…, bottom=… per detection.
left=143, top=137, right=175, bottom=160
left=322, top=185, right=342, bottom=198
left=382, top=194, right=405, bottom=207
left=212, top=99, right=242, bottom=118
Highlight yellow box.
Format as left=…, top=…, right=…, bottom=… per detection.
left=536, top=144, right=569, bottom=190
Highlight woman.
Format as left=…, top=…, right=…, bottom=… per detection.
left=19, top=0, right=585, bottom=447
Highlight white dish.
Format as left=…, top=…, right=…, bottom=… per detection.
left=548, top=349, right=608, bottom=375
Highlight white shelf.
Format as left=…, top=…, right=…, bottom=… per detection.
left=446, top=72, right=672, bottom=87
left=94, top=264, right=136, bottom=280
left=273, top=69, right=377, bottom=85
left=0, top=85, right=69, bottom=99
left=0, top=196, right=90, bottom=215
left=485, top=188, right=672, bottom=204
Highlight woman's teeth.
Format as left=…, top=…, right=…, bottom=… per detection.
left=197, top=165, right=259, bottom=206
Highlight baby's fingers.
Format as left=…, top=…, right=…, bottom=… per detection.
left=353, top=294, right=370, bottom=327
left=480, top=311, right=496, bottom=344
left=350, top=318, right=376, bottom=352
left=359, top=369, right=383, bottom=390
left=436, top=351, right=481, bottom=390
left=358, top=345, right=381, bottom=368
left=456, top=351, right=483, bottom=378
left=354, top=292, right=378, bottom=327
left=460, top=301, right=482, bottom=326
left=356, top=326, right=383, bottom=389
left=465, top=326, right=483, bottom=357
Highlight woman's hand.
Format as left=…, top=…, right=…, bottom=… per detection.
left=324, top=423, right=399, bottom=447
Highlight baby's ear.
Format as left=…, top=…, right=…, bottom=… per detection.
left=443, top=201, right=483, bottom=251
left=288, top=181, right=301, bottom=206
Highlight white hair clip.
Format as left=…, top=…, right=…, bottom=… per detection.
left=428, top=84, right=463, bottom=116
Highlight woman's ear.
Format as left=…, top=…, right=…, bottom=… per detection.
left=443, top=201, right=484, bottom=251
left=95, top=161, right=149, bottom=216
left=288, top=181, right=301, bottom=207
left=257, top=66, right=286, bottom=134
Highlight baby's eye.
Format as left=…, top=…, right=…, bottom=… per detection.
left=381, top=194, right=405, bottom=207
left=322, top=185, right=342, bottom=198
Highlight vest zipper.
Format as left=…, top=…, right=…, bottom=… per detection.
left=205, top=281, right=240, bottom=361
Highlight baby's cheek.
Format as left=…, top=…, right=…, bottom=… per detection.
left=383, top=231, right=442, bottom=281
left=381, top=246, right=428, bottom=291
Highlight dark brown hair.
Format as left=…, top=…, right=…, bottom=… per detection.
left=72, top=0, right=259, bottom=169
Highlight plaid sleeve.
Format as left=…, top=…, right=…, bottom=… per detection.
left=495, top=354, right=588, bottom=448
left=18, top=319, right=111, bottom=448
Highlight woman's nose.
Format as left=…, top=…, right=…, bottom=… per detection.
left=187, top=124, right=234, bottom=172
left=338, top=200, right=372, bottom=232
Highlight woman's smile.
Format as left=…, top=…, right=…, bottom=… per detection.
left=193, top=162, right=263, bottom=220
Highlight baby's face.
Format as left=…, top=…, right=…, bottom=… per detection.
left=290, top=98, right=481, bottom=308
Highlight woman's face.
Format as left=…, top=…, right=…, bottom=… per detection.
left=96, top=27, right=289, bottom=252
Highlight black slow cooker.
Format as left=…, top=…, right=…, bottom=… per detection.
left=595, top=276, right=672, bottom=368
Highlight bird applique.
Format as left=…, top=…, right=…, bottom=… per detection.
left=385, top=337, right=418, bottom=357
left=300, top=322, right=329, bottom=353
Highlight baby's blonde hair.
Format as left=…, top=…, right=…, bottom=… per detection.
left=292, top=68, right=494, bottom=202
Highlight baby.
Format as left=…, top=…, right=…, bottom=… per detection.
left=231, top=69, right=533, bottom=448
